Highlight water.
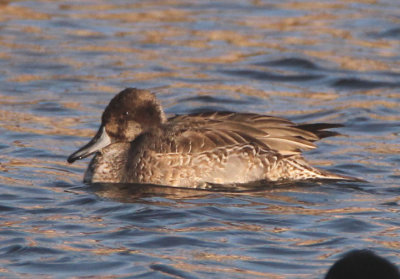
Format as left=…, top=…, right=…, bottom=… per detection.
left=0, top=0, right=399, bottom=278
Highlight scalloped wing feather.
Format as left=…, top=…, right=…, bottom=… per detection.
left=165, top=112, right=331, bottom=156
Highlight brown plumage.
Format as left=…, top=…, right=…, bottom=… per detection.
left=67, top=88, right=357, bottom=188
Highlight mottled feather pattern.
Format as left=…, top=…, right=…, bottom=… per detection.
left=126, top=143, right=278, bottom=186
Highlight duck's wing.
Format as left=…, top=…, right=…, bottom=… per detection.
left=165, top=112, right=341, bottom=155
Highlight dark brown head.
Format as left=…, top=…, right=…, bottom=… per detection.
left=102, top=88, right=166, bottom=142
left=67, top=88, right=165, bottom=163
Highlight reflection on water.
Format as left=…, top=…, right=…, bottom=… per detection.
left=91, top=183, right=217, bottom=202
left=0, top=0, right=399, bottom=278
left=90, top=180, right=369, bottom=204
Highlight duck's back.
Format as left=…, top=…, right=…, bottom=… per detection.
left=164, top=111, right=328, bottom=155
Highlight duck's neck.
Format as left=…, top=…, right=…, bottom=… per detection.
left=84, top=142, right=130, bottom=183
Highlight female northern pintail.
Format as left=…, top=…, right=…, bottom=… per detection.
left=68, top=88, right=356, bottom=188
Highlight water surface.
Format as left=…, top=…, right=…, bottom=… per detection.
left=0, top=0, right=399, bottom=278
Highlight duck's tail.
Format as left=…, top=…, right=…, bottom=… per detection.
left=317, top=168, right=365, bottom=182
left=278, top=156, right=363, bottom=182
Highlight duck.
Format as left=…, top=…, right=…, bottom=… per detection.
left=67, top=88, right=356, bottom=188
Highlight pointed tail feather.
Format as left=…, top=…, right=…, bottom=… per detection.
left=295, top=123, right=344, bottom=140
left=280, top=156, right=363, bottom=182
left=317, top=169, right=365, bottom=182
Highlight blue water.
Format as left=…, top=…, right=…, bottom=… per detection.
left=0, top=0, right=399, bottom=278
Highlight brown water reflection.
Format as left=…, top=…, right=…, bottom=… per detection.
left=0, top=0, right=399, bottom=278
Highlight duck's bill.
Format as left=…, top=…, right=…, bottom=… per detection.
left=67, top=126, right=111, bottom=163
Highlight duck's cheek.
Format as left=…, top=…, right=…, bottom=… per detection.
left=124, top=122, right=143, bottom=141
left=104, top=119, right=120, bottom=138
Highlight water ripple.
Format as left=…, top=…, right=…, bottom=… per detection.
left=222, top=69, right=324, bottom=82
left=255, top=57, right=320, bottom=70
left=332, top=78, right=400, bottom=89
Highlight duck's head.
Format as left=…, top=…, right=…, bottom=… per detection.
left=67, top=88, right=166, bottom=163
